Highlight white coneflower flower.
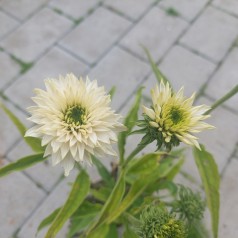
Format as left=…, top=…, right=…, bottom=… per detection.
left=141, top=82, right=214, bottom=150
left=25, top=74, right=126, bottom=176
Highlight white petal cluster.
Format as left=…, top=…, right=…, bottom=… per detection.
left=143, top=82, right=214, bottom=149
left=25, top=74, right=126, bottom=176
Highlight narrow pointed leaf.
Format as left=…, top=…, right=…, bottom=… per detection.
left=0, top=153, right=45, bottom=177
left=118, top=87, right=143, bottom=162
left=106, top=224, right=118, bottom=238
left=45, top=170, right=90, bottom=238
left=67, top=202, right=102, bottom=238
left=67, top=201, right=102, bottom=238
left=129, top=128, right=147, bottom=136
left=106, top=173, right=156, bottom=223
left=67, top=216, right=93, bottom=238
left=109, top=86, right=116, bottom=100
left=126, top=153, right=160, bottom=183
left=0, top=102, right=43, bottom=152
left=193, top=145, right=220, bottom=238
left=143, top=46, right=172, bottom=89
left=87, top=224, right=109, bottom=238
left=85, top=173, right=125, bottom=236
left=91, top=156, right=114, bottom=187
left=97, top=173, right=125, bottom=224
left=37, top=208, right=61, bottom=234
left=106, top=159, right=161, bottom=223
left=0, top=102, right=25, bottom=135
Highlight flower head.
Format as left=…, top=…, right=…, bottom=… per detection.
left=138, top=206, right=187, bottom=238
left=25, top=74, right=126, bottom=176
left=172, top=186, right=205, bottom=223
left=141, top=82, right=214, bottom=150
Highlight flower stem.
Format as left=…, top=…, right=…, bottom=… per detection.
left=205, top=84, right=238, bottom=115
left=123, top=143, right=147, bottom=168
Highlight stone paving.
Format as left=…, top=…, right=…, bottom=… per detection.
left=0, top=0, right=238, bottom=237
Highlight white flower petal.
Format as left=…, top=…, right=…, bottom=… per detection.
left=149, top=82, right=214, bottom=149
left=142, top=106, right=156, bottom=120
left=25, top=74, right=125, bottom=176
left=61, top=156, right=75, bottom=176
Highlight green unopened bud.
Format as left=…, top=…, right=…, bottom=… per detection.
left=172, top=186, right=205, bottom=223
left=137, top=206, right=187, bottom=238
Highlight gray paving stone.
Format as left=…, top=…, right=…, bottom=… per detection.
left=219, top=159, right=238, bottom=237
left=0, top=100, right=29, bottom=157
left=158, top=45, right=216, bottom=96
left=104, top=0, right=155, bottom=21
left=50, top=0, right=101, bottom=19
left=205, top=47, right=238, bottom=112
left=0, top=0, right=49, bottom=21
left=180, top=6, right=238, bottom=63
left=120, top=7, right=188, bottom=62
left=17, top=176, right=76, bottom=238
left=142, top=44, right=216, bottom=98
left=0, top=8, right=72, bottom=62
left=0, top=11, right=18, bottom=39
left=158, top=0, right=208, bottom=21
left=60, top=7, right=131, bottom=65
left=89, top=46, right=150, bottom=110
left=213, top=0, right=238, bottom=17
left=0, top=158, right=46, bottom=238
left=0, top=51, right=21, bottom=89
left=197, top=97, right=238, bottom=172
left=4, top=46, right=88, bottom=111
left=7, top=139, right=63, bottom=192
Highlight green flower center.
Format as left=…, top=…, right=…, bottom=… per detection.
left=64, top=105, right=87, bottom=126
left=169, top=107, right=184, bottom=125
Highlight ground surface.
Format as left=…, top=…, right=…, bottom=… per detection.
left=0, top=0, right=238, bottom=237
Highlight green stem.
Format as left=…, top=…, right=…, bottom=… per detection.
left=205, top=84, right=238, bottom=115
left=83, top=171, right=125, bottom=237
left=123, top=143, right=147, bottom=169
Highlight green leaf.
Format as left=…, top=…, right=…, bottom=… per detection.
left=109, top=86, right=116, bottom=100
left=0, top=102, right=43, bottom=152
left=72, top=200, right=102, bottom=219
left=126, top=153, right=161, bottom=183
left=155, top=180, right=178, bottom=196
left=67, top=216, right=93, bottom=238
left=91, top=187, right=112, bottom=202
left=156, top=157, right=176, bottom=178
left=45, top=170, right=90, bottom=238
left=166, top=157, right=185, bottom=180
left=205, top=84, right=238, bottom=115
left=85, top=172, right=125, bottom=236
left=0, top=153, right=45, bottom=177
left=106, top=161, right=161, bottom=223
left=91, top=156, right=114, bottom=187
left=0, top=102, right=25, bottom=135
left=37, top=208, right=61, bottom=234
left=123, top=226, right=138, bottom=238
left=106, top=224, right=118, bottom=238
left=98, top=173, right=125, bottom=224
left=118, top=87, right=143, bottom=163
left=68, top=201, right=102, bottom=238
left=129, top=128, right=147, bottom=136
left=193, top=145, right=220, bottom=238
left=25, top=137, right=44, bottom=153
left=87, top=224, right=109, bottom=238
left=188, top=222, right=210, bottom=238
left=143, top=46, right=172, bottom=88
left=144, top=152, right=185, bottom=194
